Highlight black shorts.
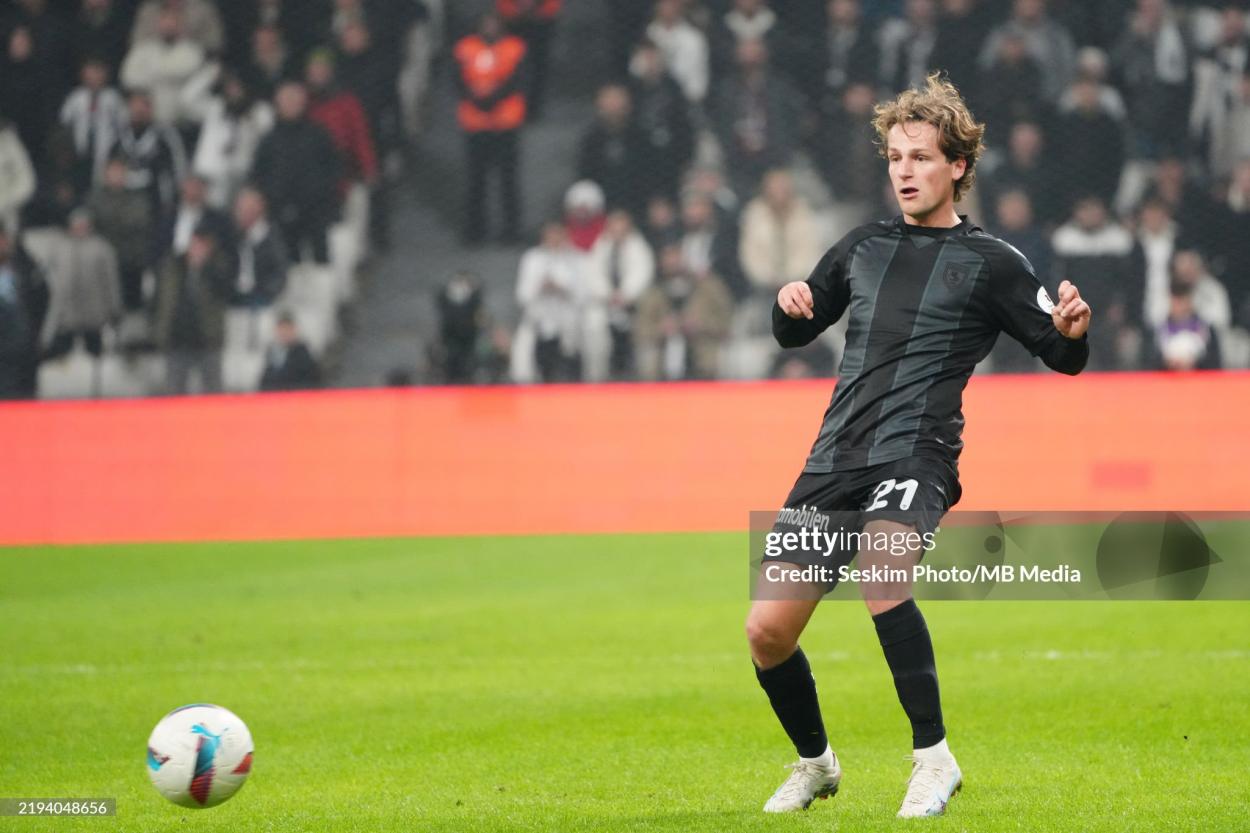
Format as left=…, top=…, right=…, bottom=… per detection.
left=761, top=456, right=962, bottom=588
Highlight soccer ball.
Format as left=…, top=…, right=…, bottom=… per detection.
left=146, top=704, right=254, bottom=808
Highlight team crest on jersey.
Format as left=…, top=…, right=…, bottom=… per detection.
left=942, top=264, right=969, bottom=288
left=1037, top=286, right=1055, bottom=313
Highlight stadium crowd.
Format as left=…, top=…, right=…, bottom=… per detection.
left=0, top=0, right=436, bottom=397
left=1, top=0, right=1248, bottom=398
left=445, top=0, right=1250, bottom=384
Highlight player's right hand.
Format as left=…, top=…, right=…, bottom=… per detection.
left=778, top=281, right=815, bottom=320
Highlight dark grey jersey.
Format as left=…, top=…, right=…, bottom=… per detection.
left=774, top=215, right=1088, bottom=474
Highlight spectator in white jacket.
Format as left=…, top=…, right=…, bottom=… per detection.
left=131, top=0, right=225, bottom=56
left=59, top=56, right=127, bottom=192
left=588, top=210, right=655, bottom=380
left=192, top=69, right=274, bottom=209
left=738, top=168, right=823, bottom=293
left=0, top=118, right=36, bottom=235
left=1188, top=7, right=1250, bottom=178
left=121, top=8, right=207, bottom=127
left=1170, top=248, right=1232, bottom=335
left=646, top=0, right=709, bottom=105
left=1132, top=197, right=1179, bottom=329
left=514, top=222, right=597, bottom=383
left=1192, top=69, right=1250, bottom=180
left=41, top=208, right=121, bottom=360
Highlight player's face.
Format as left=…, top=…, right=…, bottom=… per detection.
left=886, top=122, right=965, bottom=224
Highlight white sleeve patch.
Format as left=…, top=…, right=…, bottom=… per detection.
left=1037, top=286, right=1055, bottom=313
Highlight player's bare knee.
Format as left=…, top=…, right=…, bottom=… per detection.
left=746, top=613, right=798, bottom=668
left=864, top=596, right=910, bottom=616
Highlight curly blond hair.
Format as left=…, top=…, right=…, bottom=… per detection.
left=872, top=72, right=986, bottom=202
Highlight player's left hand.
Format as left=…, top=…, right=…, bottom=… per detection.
left=1052, top=280, right=1091, bottom=339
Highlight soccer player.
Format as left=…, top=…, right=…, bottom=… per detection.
left=746, top=73, right=1091, bottom=818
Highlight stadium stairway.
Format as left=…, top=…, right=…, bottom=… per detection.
left=334, top=42, right=590, bottom=387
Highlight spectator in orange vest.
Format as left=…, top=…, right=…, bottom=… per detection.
left=497, top=0, right=560, bottom=118
left=454, top=12, right=529, bottom=247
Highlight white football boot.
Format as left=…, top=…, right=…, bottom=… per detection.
left=897, top=743, right=962, bottom=818
left=762, top=754, right=842, bottom=812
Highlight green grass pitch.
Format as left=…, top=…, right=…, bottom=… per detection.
left=2, top=533, right=1247, bottom=832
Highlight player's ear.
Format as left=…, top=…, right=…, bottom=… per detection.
left=951, top=157, right=967, bottom=182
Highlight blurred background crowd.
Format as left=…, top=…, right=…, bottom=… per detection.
left=1, top=0, right=1248, bottom=398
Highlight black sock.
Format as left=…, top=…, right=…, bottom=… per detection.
left=754, top=647, right=829, bottom=759
left=873, top=599, right=946, bottom=749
